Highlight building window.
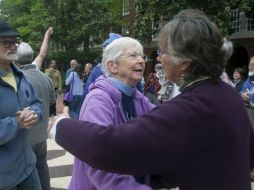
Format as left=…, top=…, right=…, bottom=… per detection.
left=231, top=9, right=240, bottom=32
left=247, top=17, right=254, bottom=31
left=231, top=9, right=254, bottom=32
left=122, top=0, right=130, bottom=15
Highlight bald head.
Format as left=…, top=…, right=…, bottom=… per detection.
left=70, top=59, right=78, bottom=69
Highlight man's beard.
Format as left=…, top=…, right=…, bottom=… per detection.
left=248, top=71, right=254, bottom=77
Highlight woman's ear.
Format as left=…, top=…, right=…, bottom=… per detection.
left=108, top=61, right=118, bottom=74
left=181, top=61, right=191, bottom=72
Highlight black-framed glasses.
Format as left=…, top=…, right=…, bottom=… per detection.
left=0, top=40, right=17, bottom=48
left=121, top=52, right=148, bottom=62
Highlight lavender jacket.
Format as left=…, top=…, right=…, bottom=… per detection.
left=57, top=79, right=254, bottom=190
left=68, top=76, right=155, bottom=190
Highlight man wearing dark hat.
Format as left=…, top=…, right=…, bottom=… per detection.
left=0, top=21, right=44, bottom=190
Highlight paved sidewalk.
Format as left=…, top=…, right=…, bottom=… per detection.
left=47, top=139, right=73, bottom=190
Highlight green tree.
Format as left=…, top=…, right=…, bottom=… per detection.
left=44, top=0, right=123, bottom=52
left=0, top=0, right=123, bottom=52
left=0, top=0, right=50, bottom=47
left=133, top=0, right=254, bottom=44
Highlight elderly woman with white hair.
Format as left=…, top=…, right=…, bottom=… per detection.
left=67, top=37, right=155, bottom=190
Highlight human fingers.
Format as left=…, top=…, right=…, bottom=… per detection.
left=23, top=112, right=37, bottom=123
left=63, top=106, right=70, bottom=117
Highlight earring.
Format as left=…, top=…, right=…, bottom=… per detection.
left=180, top=73, right=185, bottom=80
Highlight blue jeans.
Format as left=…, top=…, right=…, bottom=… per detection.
left=9, top=169, right=42, bottom=190
left=68, top=95, right=83, bottom=119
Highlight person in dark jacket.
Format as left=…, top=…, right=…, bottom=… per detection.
left=54, top=9, right=254, bottom=190
left=233, top=67, right=245, bottom=92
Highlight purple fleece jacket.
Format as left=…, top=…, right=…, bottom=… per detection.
left=56, top=79, right=254, bottom=190
left=68, top=76, right=155, bottom=190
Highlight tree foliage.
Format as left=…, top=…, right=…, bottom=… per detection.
left=0, top=0, right=49, bottom=47
left=133, top=0, right=254, bottom=43
left=0, top=0, right=122, bottom=53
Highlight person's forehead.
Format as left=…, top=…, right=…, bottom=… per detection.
left=123, top=46, right=142, bottom=53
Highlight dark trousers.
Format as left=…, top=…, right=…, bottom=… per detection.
left=68, top=95, right=83, bottom=120
left=50, top=88, right=58, bottom=116
left=9, top=169, right=42, bottom=190
left=246, top=107, right=254, bottom=131
left=32, top=141, right=51, bottom=190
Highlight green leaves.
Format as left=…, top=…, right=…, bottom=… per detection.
left=134, top=0, right=254, bottom=44
left=0, top=0, right=123, bottom=52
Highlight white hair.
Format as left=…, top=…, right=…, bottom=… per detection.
left=221, top=38, right=233, bottom=62
left=101, top=37, right=143, bottom=77
left=17, top=42, right=34, bottom=65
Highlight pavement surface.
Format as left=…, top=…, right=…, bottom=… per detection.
left=48, top=93, right=73, bottom=190
left=47, top=139, right=73, bottom=190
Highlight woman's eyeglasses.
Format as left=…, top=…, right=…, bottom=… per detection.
left=121, top=52, right=148, bottom=62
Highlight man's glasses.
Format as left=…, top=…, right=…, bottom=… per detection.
left=121, top=52, right=148, bottom=62
left=0, top=40, right=17, bottom=48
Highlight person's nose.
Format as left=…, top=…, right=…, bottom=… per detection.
left=137, top=56, right=146, bottom=64
left=9, top=43, right=17, bottom=51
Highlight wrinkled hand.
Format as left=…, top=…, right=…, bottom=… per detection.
left=16, top=107, right=38, bottom=129
left=47, top=106, right=70, bottom=135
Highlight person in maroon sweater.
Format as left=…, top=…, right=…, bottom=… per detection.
left=54, top=9, right=254, bottom=190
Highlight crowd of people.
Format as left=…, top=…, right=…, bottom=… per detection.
left=1, top=8, right=254, bottom=190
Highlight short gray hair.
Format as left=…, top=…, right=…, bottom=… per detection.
left=17, top=42, right=34, bottom=65
left=159, top=9, right=230, bottom=82
left=101, top=37, right=143, bottom=77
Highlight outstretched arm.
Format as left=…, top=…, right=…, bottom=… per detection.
left=33, top=27, right=54, bottom=70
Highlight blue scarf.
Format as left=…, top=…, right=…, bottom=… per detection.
left=109, top=77, right=136, bottom=120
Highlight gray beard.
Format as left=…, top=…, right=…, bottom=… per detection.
left=248, top=71, right=254, bottom=77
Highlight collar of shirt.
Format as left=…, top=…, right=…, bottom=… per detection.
left=0, top=67, right=13, bottom=77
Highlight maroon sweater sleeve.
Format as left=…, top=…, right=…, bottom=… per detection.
left=55, top=101, right=191, bottom=175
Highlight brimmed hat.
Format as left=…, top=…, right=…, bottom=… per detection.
left=102, top=33, right=122, bottom=47
left=0, top=21, right=19, bottom=37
